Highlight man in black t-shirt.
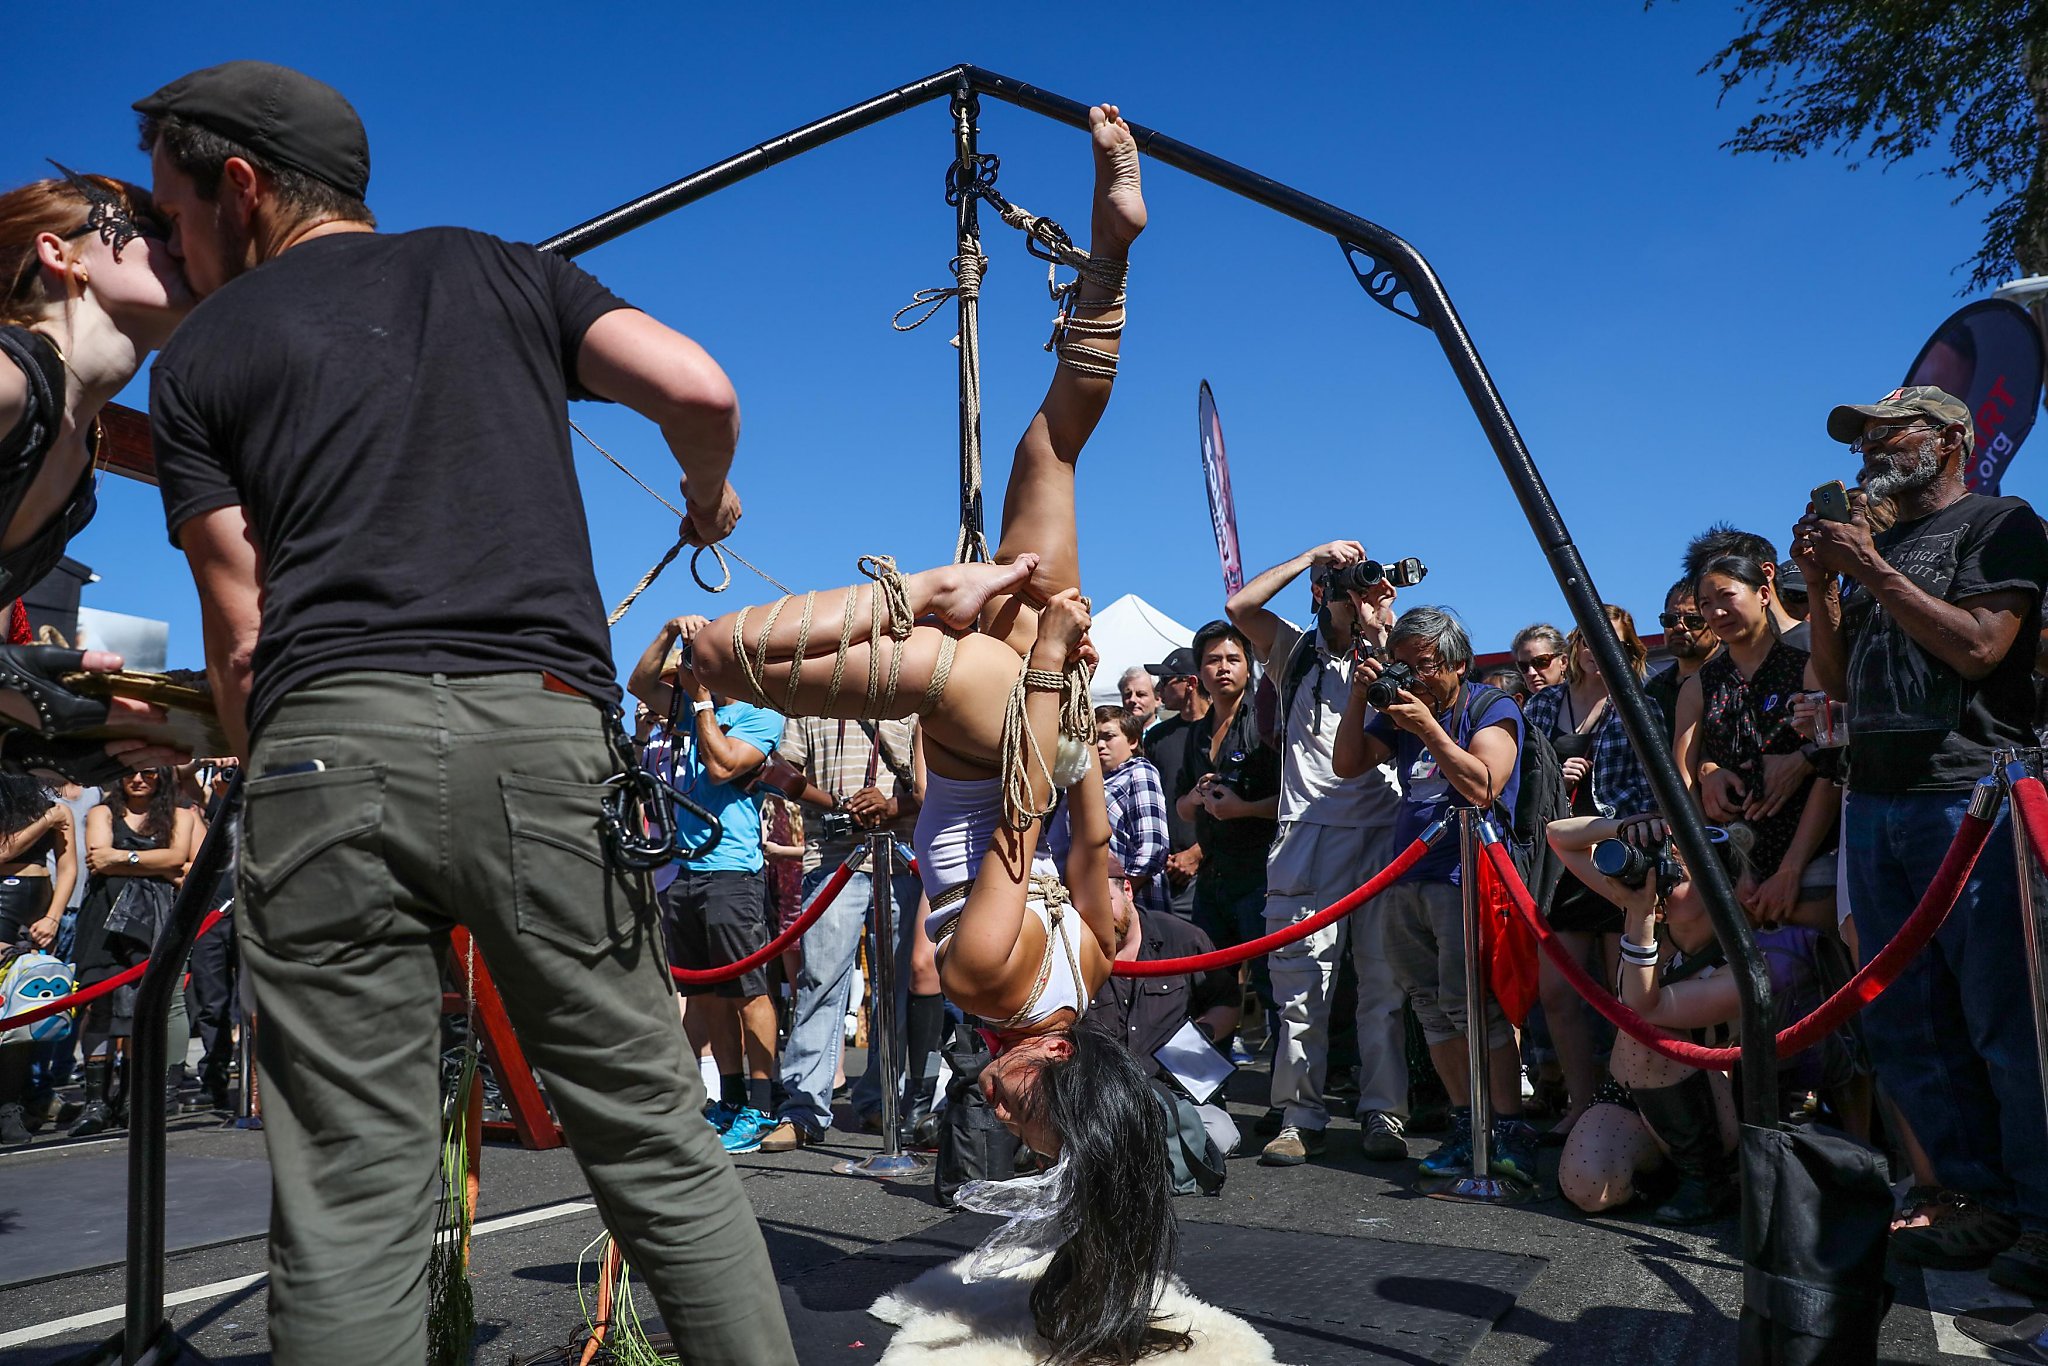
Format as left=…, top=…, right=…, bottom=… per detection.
left=1141, top=645, right=1206, bottom=918
left=1795, top=385, right=2048, bottom=1295
left=136, top=61, right=792, bottom=1363
left=1174, top=620, right=1280, bottom=1019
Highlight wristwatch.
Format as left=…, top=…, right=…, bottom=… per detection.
left=127, top=850, right=139, bottom=866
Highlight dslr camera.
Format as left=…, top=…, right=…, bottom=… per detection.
left=1326, top=556, right=1428, bottom=596
left=1364, top=659, right=1420, bottom=711
left=819, top=809, right=858, bottom=841
left=1592, top=826, right=1728, bottom=898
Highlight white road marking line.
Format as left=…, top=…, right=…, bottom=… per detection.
left=0, top=1200, right=598, bottom=1350
left=1923, top=1267, right=2036, bottom=1360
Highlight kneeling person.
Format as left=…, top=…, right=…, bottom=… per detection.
left=629, top=616, right=784, bottom=1155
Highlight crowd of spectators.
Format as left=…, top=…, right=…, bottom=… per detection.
left=8, top=383, right=2040, bottom=1307
left=580, top=383, right=2048, bottom=1300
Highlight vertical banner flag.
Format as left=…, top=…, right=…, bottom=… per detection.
left=1197, top=381, right=1244, bottom=598
left=1904, top=300, right=2042, bottom=495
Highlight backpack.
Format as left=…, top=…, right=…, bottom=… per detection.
left=1462, top=682, right=1568, bottom=915
left=0, top=947, right=74, bottom=1046
left=1150, top=1079, right=1226, bottom=1196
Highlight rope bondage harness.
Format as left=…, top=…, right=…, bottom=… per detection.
left=1477, top=809, right=1994, bottom=1071
left=0, top=907, right=227, bottom=1032
left=1110, top=825, right=1441, bottom=977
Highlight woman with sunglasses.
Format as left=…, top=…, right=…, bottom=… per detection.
left=1511, top=624, right=1568, bottom=695
left=1519, top=604, right=1660, bottom=1142
left=0, top=169, right=192, bottom=779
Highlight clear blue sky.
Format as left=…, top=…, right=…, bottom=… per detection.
left=13, top=2, right=2021, bottom=672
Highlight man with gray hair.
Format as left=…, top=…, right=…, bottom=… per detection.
left=1334, top=605, right=1536, bottom=1185
left=1118, top=664, right=1160, bottom=731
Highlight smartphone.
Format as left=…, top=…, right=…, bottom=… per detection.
left=1812, top=480, right=1854, bottom=523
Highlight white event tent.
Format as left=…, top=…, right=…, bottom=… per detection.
left=1085, top=593, right=1198, bottom=706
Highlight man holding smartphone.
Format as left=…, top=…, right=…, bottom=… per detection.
left=1793, top=385, right=2048, bottom=1294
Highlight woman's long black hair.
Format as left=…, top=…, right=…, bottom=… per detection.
left=1024, top=1026, right=1192, bottom=1365
left=106, top=767, right=178, bottom=846
left=0, top=772, right=50, bottom=838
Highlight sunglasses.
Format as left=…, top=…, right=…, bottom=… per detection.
left=1658, top=612, right=1707, bottom=631
left=1849, top=421, right=1938, bottom=454
left=1515, top=652, right=1560, bottom=674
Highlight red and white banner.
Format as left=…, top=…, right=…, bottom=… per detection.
left=1197, top=381, right=1244, bottom=598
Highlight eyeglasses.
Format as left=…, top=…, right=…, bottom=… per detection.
left=1658, top=612, right=1707, bottom=631
left=1411, top=656, right=1448, bottom=679
left=1849, top=421, right=1937, bottom=454
left=1515, top=653, right=1559, bottom=675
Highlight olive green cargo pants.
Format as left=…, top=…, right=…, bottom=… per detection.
left=238, top=671, right=794, bottom=1365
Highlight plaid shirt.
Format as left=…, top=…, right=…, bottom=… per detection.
left=1522, top=683, right=1663, bottom=819
left=1049, top=755, right=1172, bottom=916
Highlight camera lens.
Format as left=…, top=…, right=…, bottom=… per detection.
left=1592, top=837, right=1654, bottom=889
left=1364, top=661, right=1418, bottom=712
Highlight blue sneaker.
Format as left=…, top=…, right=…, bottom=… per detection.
left=1489, top=1118, right=1541, bottom=1187
left=1417, top=1107, right=1474, bottom=1177
left=704, top=1099, right=743, bottom=1135
left=719, top=1107, right=773, bottom=1154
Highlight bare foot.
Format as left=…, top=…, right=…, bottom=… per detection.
left=928, top=555, right=1039, bottom=630
left=1089, top=105, right=1145, bottom=251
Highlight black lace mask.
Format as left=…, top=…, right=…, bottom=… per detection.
left=48, top=160, right=165, bottom=262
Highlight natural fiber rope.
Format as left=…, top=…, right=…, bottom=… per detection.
left=607, top=541, right=682, bottom=627
left=998, top=661, right=1093, bottom=832
left=782, top=592, right=818, bottom=717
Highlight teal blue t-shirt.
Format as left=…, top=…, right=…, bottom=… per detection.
left=668, top=701, right=784, bottom=873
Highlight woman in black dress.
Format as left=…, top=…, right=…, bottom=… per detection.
left=1673, top=553, right=1840, bottom=929
left=1519, top=605, right=1661, bottom=1140
left=68, top=766, right=200, bottom=1135
left=0, top=772, right=76, bottom=1146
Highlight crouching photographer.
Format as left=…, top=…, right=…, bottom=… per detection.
left=1545, top=813, right=1855, bottom=1229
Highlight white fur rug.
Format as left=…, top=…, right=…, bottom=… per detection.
left=867, top=1253, right=1281, bottom=1366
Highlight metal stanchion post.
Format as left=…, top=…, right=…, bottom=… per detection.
left=837, top=833, right=929, bottom=1178
left=1954, top=751, right=2048, bottom=1361
left=228, top=1011, right=262, bottom=1130
left=1421, top=808, right=1533, bottom=1203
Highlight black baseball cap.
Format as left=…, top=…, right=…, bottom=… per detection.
left=1776, top=559, right=1808, bottom=598
left=135, top=61, right=370, bottom=201
left=1145, top=647, right=1197, bottom=679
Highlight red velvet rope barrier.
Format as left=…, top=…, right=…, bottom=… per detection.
left=1480, top=811, right=1992, bottom=1070
left=0, top=907, right=228, bottom=1032
left=1111, top=835, right=1431, bottom=977
left=671, top=852, right=858, bottom=984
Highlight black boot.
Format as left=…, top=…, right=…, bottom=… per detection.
left=1633, top=1071, right=1738, bottom=1225
left=69, top=1057, right=114, bottom=1137
left=166, top=1061, right=191, bottom=1116
left=899, top=993, right=945, bottom=1151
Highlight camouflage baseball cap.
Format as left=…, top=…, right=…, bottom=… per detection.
left=1826, top=385, right=1974, bottom=453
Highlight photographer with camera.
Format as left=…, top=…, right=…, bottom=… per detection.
left=1791, top=386, right=2048, bottom=1289
left=1545, top=814, right=1756, bottom=1224
left=754, top=713, right=924, bottom=1154
left=628, top=617, right=785, bottom=1156
left=1225, top=541, right=1412, bottom=1166
left=1174, top=620, right=1282, bottom=1044
left=1332, top=605, right=1537, bottom=1183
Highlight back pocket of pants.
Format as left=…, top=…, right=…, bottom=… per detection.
left=240, top=764, right=389, bottom=965
left=502, top=774, right=649, bottom=959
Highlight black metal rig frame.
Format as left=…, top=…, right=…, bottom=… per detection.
left=100, top=64, right=1776, bottom=1365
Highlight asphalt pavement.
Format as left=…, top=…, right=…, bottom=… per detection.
left=0, top=1054, right=2016, bottom=1364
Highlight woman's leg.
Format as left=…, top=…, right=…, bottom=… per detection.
left=979, top=106, right=1146, bottom=656
left=1541, top=929, right=1599, bottom=1135
left=1558, top=1102, right=1662, bottom=1214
